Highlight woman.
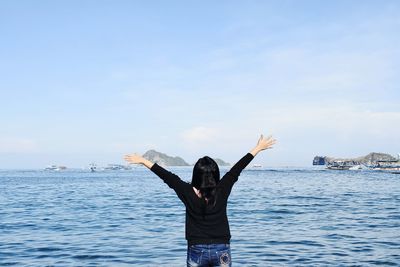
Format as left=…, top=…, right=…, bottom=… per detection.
left=124, top=134, right=276, bottom=266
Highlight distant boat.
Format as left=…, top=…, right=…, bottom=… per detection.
left=326, top=161, right=354, bottom=170
left=369, top=159, right=400, bottom=172
left=89, top=163, right=97, bottom=172
left=44, top=165, right=67, bottom=171
left=252, top=164, right=263, bottom=168
left=349, top=165, right=362, bottom=170
left=104, top=164, right=131, bottom=171
left=44, top=165, right=58, bottom=171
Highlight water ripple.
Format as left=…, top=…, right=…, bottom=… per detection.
left=1, top=168, right=399, bottom=266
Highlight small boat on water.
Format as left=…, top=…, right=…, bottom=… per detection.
left=368, top=159, right=400, bottom=172
left=44, top=165, right=58, bottom=171
left=252, top=164, right=263, bottom=168
left=326, top=161, right=356, bottom=170
left=44, top=165, right=67, bottom=171
left=349, top=165, right=363, bottom=170
left=88, top=163, right=97, bottom=172
left=325, top=153, right=400, bottom=172
left=103, top=164, right=131, bottom=171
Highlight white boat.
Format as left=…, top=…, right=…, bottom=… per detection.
left=44, top=165, right=58, bottom=171
left=349, top=165, right=362, bottom=170
left=326, top=161, right=354, bottom=170
left=44, top=165, right=67, bottom=171
left=252, top=164, right=263, bottom=168
left=88, top=163, right=97, bottom=172
left=104, top=164, right=131, bottom=171
left=369, top=159, right=400, bottom=172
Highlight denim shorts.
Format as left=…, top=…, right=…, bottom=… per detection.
left=187, top=243, right=231, bottom=267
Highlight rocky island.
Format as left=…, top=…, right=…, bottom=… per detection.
left=212, top=158, right=230, bottom=166
left=143, top=150, right=190, bottom=166
left=313, top=152, right=398, bottom=165
left=142, top=149, right=230, bottom=166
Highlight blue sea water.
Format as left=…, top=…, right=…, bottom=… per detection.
left=0, top=167, right=399, bottom=266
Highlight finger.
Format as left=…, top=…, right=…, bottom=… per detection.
left=265, top=140, right=275, bottom=146
left=269, top=140, right=277, bottom=146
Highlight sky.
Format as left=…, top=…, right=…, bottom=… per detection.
left=1, top=0, right=399, bottom=168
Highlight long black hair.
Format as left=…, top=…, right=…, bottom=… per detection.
left=192, top=156, right=220, bottom=217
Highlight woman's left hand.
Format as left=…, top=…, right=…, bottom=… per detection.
left=256, top=134, right=276, bottom=151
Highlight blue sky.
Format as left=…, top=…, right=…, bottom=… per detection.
left=1, top=0, right=399, bottom=168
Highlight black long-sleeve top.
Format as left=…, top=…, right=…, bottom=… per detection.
left=150, top=153, right=254, bottom=246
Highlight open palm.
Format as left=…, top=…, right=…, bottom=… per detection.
left=124, top=153, right=144, bottom=164
left=256, top=135, right=276, bottom=151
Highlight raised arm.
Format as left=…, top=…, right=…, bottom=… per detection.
left=124, top=153, right=154, bottom=169
left=124, top=153, right=187, bottom=195
left=219, top=134, right=276, bottom=195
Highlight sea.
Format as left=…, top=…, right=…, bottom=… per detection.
left=1, top=166, right=399, bottom=266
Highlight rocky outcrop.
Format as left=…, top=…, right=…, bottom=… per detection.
left=353, top=152, right=397, bottom=163
left=143, top=150, right=190, bottom=166
left=313, top=152, right=397, bottom=165
left=213, top=158, right=230, bottom=166
left=142, top=150, right=231, bottom=167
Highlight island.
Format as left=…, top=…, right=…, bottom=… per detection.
left=313, top=152, right=397, bottom=166
left=142, top=149, right=230, bottom=166
left=143, top=150, right=190, bottom=166
left=212, top=158, right=230, bottom=166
